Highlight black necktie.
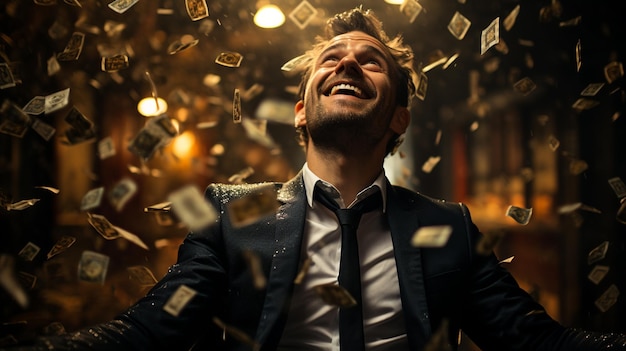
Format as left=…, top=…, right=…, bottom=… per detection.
left=314, top=187, right=382, bottom=351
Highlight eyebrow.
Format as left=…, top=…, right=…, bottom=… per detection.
left=320, top=42, right=389, bottom=60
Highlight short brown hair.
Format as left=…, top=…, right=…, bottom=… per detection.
left=295, top=7, right=416, bottom=154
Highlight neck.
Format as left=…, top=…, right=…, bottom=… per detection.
left=306, top=144, right=386, bottom=204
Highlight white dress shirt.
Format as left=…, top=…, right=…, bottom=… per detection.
left=277, top=164, right=408, bottom=350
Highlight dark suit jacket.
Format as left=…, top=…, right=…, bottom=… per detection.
left=34, top=173, right=625, bottom=350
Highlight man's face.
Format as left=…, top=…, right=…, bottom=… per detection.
left=297, top=31, right=405, bottom=150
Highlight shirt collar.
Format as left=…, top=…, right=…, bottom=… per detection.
left=302, top=163, right=388, bottom=212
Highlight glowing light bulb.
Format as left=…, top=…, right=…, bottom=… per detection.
left=384, top=0, right=404, bottom=4
left=137, top=97, right=168, bottom=117
left=172, top=131, right=195, bottom=159
left=254, top=5, right=285, bottom=28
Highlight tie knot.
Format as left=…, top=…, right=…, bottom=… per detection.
left=314, top=188, right=382, bottom=229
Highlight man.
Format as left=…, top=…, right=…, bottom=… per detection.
left=14, top=7, right=626, bottom=351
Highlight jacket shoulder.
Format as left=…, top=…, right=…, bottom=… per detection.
left=391, top=185, right=466, bottom=217
left=205, top=182, right=282, bottom=203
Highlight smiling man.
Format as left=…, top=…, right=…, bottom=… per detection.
left=11, top=7, right=626, bottom=351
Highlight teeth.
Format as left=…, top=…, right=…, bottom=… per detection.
left=330, top=83, right=363, bottom=97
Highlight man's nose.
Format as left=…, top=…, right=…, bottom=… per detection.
left=334, top=53, right=362, bottom=76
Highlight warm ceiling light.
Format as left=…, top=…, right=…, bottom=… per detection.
left=172, top=131, right=195, bottom=159
left=384, top=0, right=404, bottom=4
left=254, top=4, right=285, bottom=28
left=137, top=97, right=168, bottom=117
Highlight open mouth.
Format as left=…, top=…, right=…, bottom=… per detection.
left=323, top=83, right=370, bottom=99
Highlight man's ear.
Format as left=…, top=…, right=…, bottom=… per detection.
left=294, top=100, right=306, bottom=127
left=390, top=106, right=410, bottom=135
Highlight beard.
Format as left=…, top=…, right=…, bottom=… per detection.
left=305, top=99, right=387, bottom=153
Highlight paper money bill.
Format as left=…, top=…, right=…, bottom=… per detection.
left=77, top=250, right=109, bottom=284
left=18, top=242, right=41, bottom=261
left=47, top=55, right=61, bottom=76
left=97, top=136, right=116, bottom=159
left=34, top=0, right=58, bottom=5
left=513, top=77, right=536, bottom=96
left=164, top=284, right=197, bottom=317
left=0, top=255, right=29, bottom=308
left=547, top=134, right=560, bottom=151
left=17, top=271, right=37, bottom=290
left=481, top=17, right=500, bottom=55
left=421, top=155, right=440, bottom=173
left=81, top=187, right=104, bottom=211
left=476, top=230, right=505, bottom=255
left=228, top=167, right=254, bottom=184
left=185, top=0, right=209, bottom=21
left=423, top=319, right=451, bottom=351
left=168, top=185, right=217, bottom=231
left=31, top=118, right=56, bottom=141
left=575, top=39, right=582, bottom=72
left=288, top=0, right=317, bottom=30
left=313, top=283, right=356, bottom=307
left=233, top=88, right=242, bottom=123
left=400, top=0, right=423, bottom=24
left=241, top=119, right=279, bottom=150
left=506, top=205, right=532, bottom=225
left=114, top=226, right=149, bottom=250
left=127, top=128, right=162, bottom=160
left=280, top=54, right=309, bottom=74
left=128, top=115, right=177, bottom=160
left=46, top=236, right=76, bottom=260
left=242, top=250, right=266, bottom=290
left=0, top=63, right=16, bottom=90
left=101, top=54, right=129, bottom=72
left=241, top=83, right=264, bottom=102
left=580, top=83, right=604, bottom=97
left=0, top=100, right=31, bottom=138
left=442, top=53, right=459, bottom=70
left=558, top=15, right=581, bottom=27
left=107, top=177, right=137, bottom=212
left=227, top=185, right=279, bottom=228
left=294, top=256, right=312, bottom=285
left=608, top=177, right=626, bottom=199
left=499, top=256, right=515, bottom=264
left=45, top=88, right=71, bottom=114
left=215, top=52, right=243, bottom=68
left=557, top=202, right=601, bottom=215
left=44, top=259, right=71, bottom=283
left=617, top=199, right=626, bottom=225
left=127, top=265, right=158, bottom=286
left=23, top=96, right=45, bottom=115
left=588, top=265, right=610, bottom=285
left=587, top=241, right=609, bottom=265
left=7, top=199, right=40, bottom=211
left=57, top=32, right=85, bottom=61
left=415, top=72, right=428, bottom=101
left=595, top=284, right=619, bottom=313
left=568, top=158, right=588, bottom=175
left=447, top=12, right=471, bottom=40
left=107, top=0, right=139, bottom=14
left=43, top=322, right=66, bottom=336
left=411, top=225, right=453, bottom=248
left=167, top=37, right=199, bottom=55
left=35, top=186, right=60, bottom=194
left=212, top=317, right=261, bottom=351
left=604, top=61, right=624, bottom=84
left=503, top=5, right=520, bottom=31
left=63, top=0, right=81, bottom=6
left=87, top=213, right=121, bottom=240
left=571, top=98, right=599, bottom=110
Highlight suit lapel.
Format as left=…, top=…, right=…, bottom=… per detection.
left=386, top=182, right=432, bottom=349
left=255, top=173, right=307, bottom=349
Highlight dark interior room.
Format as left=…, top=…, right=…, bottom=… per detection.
left=1, top=0, right=625, bottom=349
